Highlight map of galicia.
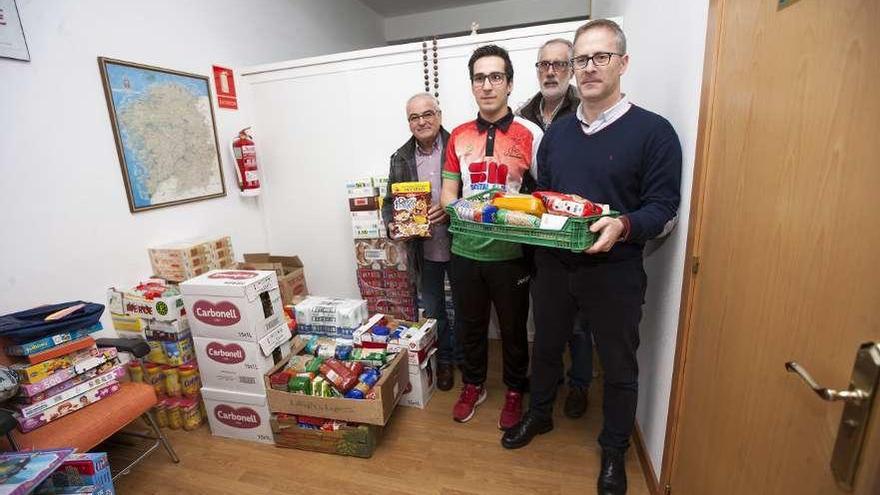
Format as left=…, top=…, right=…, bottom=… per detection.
left=103, top=61, right=224, bottom=210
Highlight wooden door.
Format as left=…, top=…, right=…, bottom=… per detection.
left=669, top=0, right=880, bottom=493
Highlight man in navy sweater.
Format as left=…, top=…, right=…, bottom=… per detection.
left=501, top=19, right=682, bottom=495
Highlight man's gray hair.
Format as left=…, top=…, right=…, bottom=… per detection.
left=574, top=19, right=627, bottom=54
left=406, top=92, right=441, bottom=113
left=538, top=38, right=574, bottom=59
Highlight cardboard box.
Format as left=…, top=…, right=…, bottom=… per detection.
left=353, top=239, right=409, bottom=271
left=346, top=186, right=379, bottom=199
left=358, top=316, right=437, bottom=367
left=352, top=223, right=385, bottom=239
left=345, top=177, right=375, bottom=190
left=401, top=348, right=437, bottom=409
left=350, top=210, right=381, bottom=223
left=264, top=339, right=409, bottom=425
left=149, top=236, right=235, bottom=282
left=271, top=414, right=381, bottom=458
left=180, top=270, right=284, bottom=344
left=194, top=324, right=292, bottom=395
left=202, top=387, right=274, bottom=444
left=365, top=296, right=418, bottom=322
left=239, top=253, right=309, bottom=305
left=349, top=196, right=379, bottom=212
left=146, top=318, right=189, bottom=334
left=107, top=287, right=185, bottom=322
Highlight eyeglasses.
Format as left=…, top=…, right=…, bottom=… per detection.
left=535, top=60, right=571, bottom=72
left=570, top=52, right=622, bottom=70
left=471, top=72, right=507, bottom=87
left=407, top=110, right=438, bottom=123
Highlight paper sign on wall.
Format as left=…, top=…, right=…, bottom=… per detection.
left=212, top=65, right=238, bottom=109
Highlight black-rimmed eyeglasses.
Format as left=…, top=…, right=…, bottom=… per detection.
left=471, top=72, right=507, bottom=87
left=408, top=110, right=438, bottom=123
left=569, top=52, right=623, bottom=69
left=535, top=60, right=571, bottom=72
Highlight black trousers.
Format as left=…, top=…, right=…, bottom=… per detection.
left=450, top=254, right=530, bottom=392
left=529, top=249, right=646, bottom=451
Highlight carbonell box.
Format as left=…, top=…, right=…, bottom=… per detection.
left=201, top=387, right=274, bottom=445
left=194, top=323, right=292, bottom=395
left=180, top=270, right=283, bottom=343
left=401, top=347, right=437, bottom=409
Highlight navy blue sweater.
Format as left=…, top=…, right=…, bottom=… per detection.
left=537, top=105, right=682, bottom=262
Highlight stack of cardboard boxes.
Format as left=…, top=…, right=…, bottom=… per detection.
left=354, top=314, right=437, bottom=409
left=348, top=176, right=419, bottom=321
left=148, top=236, right=235, bottom=282
left=347, top=177, right=386, bottom=240
left=353, top=239, right=419, bottom=321
left=181, top=269, right=293, bottom=445
left=106, top=280, right=205, bottom=430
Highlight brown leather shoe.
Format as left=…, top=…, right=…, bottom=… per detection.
left=437, top=362, right=454, bottom=391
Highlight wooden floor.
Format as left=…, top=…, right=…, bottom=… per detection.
left=115, top=343, right=649, bottom=494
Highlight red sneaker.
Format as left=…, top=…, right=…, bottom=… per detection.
left=453, top=384, right=487, bottom=423
left=498, top=390, right=523, bottom=430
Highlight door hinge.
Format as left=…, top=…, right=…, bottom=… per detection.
left=691, top=255, right=700, bottom=274
left=665, top=484, right=672, bottom=495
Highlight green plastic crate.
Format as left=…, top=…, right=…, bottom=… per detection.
left=445, top=190, right=618, bottom=253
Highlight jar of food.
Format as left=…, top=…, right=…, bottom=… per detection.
left=147, top=341, right=166, bottom=364
left=154, top=400, right=168, bottom=428
left=178, top=364, right=200, bottom=398
left=166, top=399, right=183, bottom=430
left=164, top=366, right=181, bottom=397
left=180, top=398, right=202, bottom=431
left=144, top=363, right=164, bottom=397
left=127, top=361, right=144, bottom=383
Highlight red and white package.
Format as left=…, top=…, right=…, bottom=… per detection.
left=533, top=191, right=607, bottom=218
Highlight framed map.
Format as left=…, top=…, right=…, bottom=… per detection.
left=99, top=57, right=226, bottom=213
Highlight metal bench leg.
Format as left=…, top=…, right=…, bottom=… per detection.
left=143, top=411, right=180, bottom=463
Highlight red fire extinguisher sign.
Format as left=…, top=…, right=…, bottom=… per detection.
left=213, top=65, right=238, bottom=110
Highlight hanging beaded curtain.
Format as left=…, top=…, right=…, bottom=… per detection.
left=421, top=37, right=440, bottom=101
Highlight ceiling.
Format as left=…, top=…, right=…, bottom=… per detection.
left=359, top=0, right=501, bottom=17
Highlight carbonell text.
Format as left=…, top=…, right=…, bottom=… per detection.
left=214, top=405, right=261, bottom=429
left=193, top=300, right=241, bottom=326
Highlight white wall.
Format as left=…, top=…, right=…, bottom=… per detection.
left=384, top=0, right=588, bottom=42
left=592, top=0, right=709, bottom=480
left=0, top=0, right=385, bottom=328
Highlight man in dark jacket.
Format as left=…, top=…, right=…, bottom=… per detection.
left=382, top=93, right=458, bottom=391
left=516, top=38, right=581, bottom=134
left=517, top=38, right=593, bottom=420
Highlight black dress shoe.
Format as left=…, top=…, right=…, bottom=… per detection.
left=597, top=448, right=627, bottom=495
left=437, top=363, right=454, bottom=391
left=564, top=385, right=588, bottom=418
left=500, top=412, right=553, bottom=449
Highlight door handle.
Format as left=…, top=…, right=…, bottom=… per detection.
left=784, top=343, right=880, bottom=491
left=785, top=361, right=869, bottom=401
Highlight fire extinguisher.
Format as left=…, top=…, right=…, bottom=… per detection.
left=230, top=127, right=261, bottom=196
